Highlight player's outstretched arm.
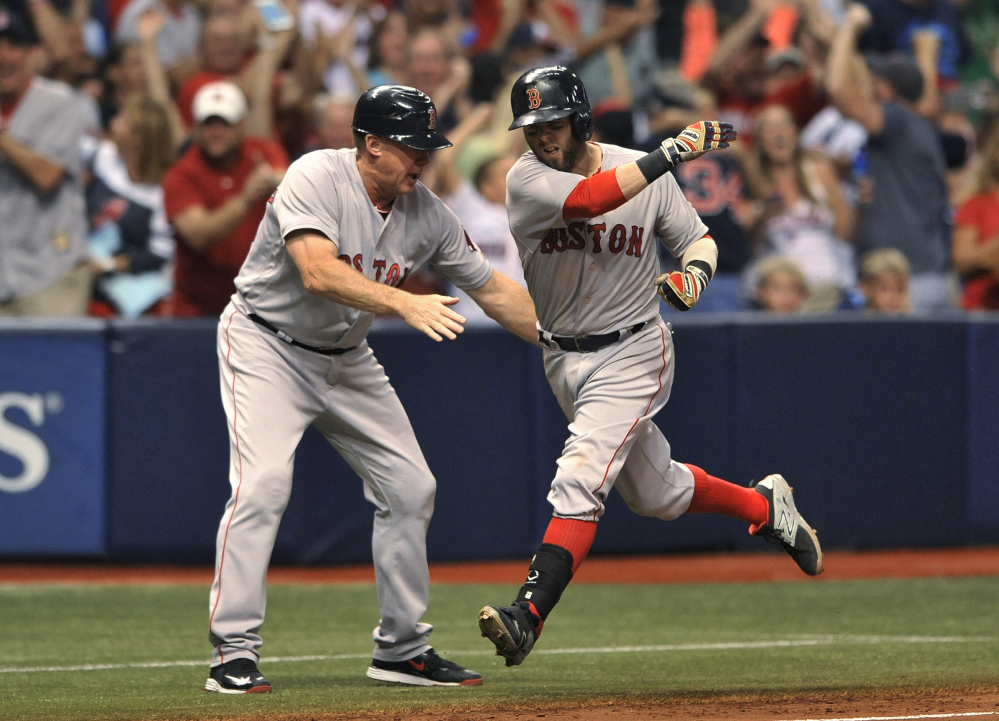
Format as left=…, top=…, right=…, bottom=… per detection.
left=465, top=271, right=542, bottom=346
left=286, top=230, right=467, bottom=341
left=628, top=121, right=737, bottom=192
left=563, top=121, right=736, bottom=219
left=656, top=235, right=719, bottom=312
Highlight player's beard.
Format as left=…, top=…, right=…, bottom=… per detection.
left=536, top=135, right=587, bottom=173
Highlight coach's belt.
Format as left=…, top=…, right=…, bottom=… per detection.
left=539, top=322, right=649, bottom=353
left=248, top=313, right=356, bottom=356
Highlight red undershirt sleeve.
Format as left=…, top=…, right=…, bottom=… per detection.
left=563, top=167, right=628, bottom=219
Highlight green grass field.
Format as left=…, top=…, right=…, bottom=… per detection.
left=1, top=577, right=996, bottom=720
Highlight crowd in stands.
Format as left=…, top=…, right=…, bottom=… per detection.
left=2, top=0, right=999, bottom=321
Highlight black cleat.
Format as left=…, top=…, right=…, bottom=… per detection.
left=750, top=474, right=824, bottom=576
left=204, top=657, right=272, bottom=694
left=478, top=602, right=538, bottom=667
left=366, top=648, right=483, bottom=686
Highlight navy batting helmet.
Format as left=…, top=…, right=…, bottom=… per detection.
left=352, top=85, right=452, bottom=150
left=509, top=66, right=592, bottom=141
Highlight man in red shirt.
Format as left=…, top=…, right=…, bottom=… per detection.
left=163, top=81, right=288, bottom=317
left=700, top=0, right=831, bottom=145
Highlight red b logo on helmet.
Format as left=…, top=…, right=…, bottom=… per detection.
left=428, top=107, right=436, bottom=130
left=526, top=88, right=541, bottom=109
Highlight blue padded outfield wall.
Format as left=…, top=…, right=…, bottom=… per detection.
left=0, top=314, right=997, bottom=563
left=0, top=321, right=107, bottom=555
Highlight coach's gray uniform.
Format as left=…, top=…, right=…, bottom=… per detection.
left=507, top=143, right=708, bottom=523
left=210, top=148, right=491, bottom=666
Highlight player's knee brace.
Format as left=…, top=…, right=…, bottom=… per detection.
left=514, top=543, right=574, bottom=620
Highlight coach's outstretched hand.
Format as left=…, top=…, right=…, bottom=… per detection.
left=399, top=293, right=467, bottom=341
left=660, top=121, right=737, bottom=167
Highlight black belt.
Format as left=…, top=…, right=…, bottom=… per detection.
left=248, top=313, right=356, bottom=356
left=540, top=322, right=648, bottom=353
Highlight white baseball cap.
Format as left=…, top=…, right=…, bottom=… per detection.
left=192, top=81, right=247, bottom=124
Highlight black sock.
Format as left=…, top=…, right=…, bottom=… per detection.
left=513, top=543, right=574, bottom=620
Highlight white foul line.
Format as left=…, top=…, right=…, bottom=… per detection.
left=0, top=653, right=374, bottom=674
left=783, top=712, right=998, bottom=721
left=0, top=634, right=987, bottom=675
left=531, top=635, right=985, bottom=655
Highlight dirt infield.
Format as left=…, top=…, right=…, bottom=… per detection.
left=2, top=545, right=998, bottom=585
left=337, top=688, right=999, bottom=721
left=160, top=687, right=999, bottom=721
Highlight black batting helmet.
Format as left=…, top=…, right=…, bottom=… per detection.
left=352, top=85, right=452, bottom=150
left=509, top=66, right=592, bottom=141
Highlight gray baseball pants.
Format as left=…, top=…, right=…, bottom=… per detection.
left=543, top=319, right=695, bottom=521
left=209, top=305, right=435, bottom=666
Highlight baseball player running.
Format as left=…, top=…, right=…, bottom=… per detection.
left=478, top=66, right=823, bottom=668
left=205, top=85, right=538, bottom=693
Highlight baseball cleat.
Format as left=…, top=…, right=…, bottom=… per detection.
left=749, top=474, right=824, bottom=576
left=204, top=657, right=272, bottom=694
left=366, top=648, right=482, bottom=686
left=478, top=603, right=538, bottom=667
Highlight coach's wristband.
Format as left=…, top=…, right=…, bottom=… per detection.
left=635, top=148, right=673, bottom=184
left=686, top=259, right=714, bottom=282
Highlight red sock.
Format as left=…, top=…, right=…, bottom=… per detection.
left=684, top=464, right=768, bottom=527
left=542, top=517, right=597, bottom=574
left=524, top=601, right=545, bottom=636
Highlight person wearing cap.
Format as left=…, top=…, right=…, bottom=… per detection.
left=0, top=7, right=101, bottom=316
left=162, top=80, right=288, bottom=316
left=202, top=84, right=537, bottom=693
left=826, top=3, right=954, bottom=312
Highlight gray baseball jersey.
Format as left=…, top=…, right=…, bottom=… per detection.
left=233, top=148, right=492, bottom=346
left=0, top=78, right=99, bottom=302
left=506, top=143, right=707, bottom=336
left=210, top=148, right=491, bottom=668
left=506, top=142, right=708, bottom=521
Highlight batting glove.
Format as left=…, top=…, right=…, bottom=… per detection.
left=635, top=121, right=737, bottom=184
left=660, top=121, right=737, bottom=167
left=656, top=260, right=714, bottom=311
